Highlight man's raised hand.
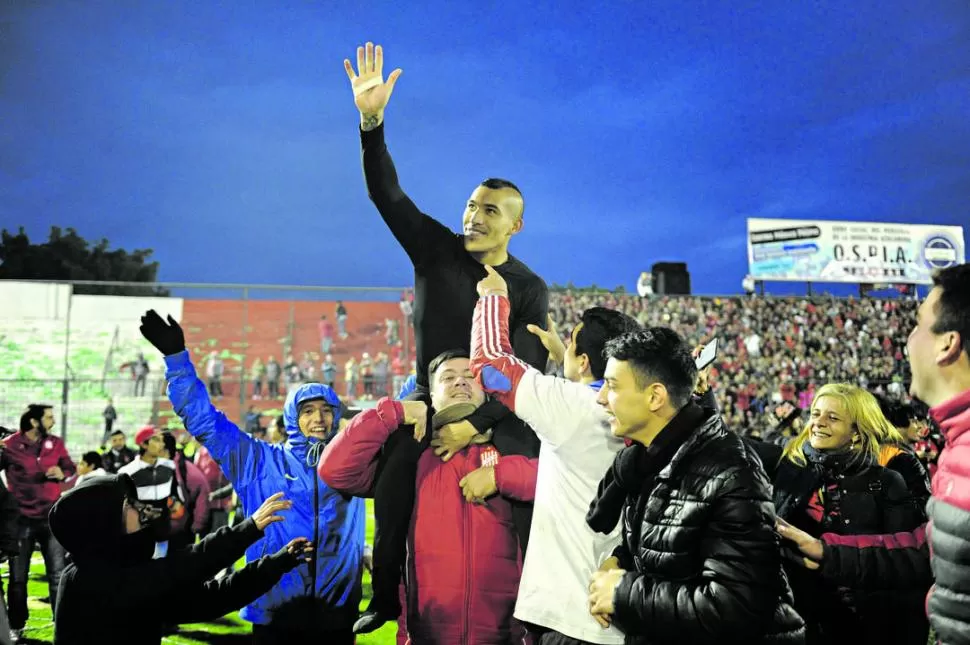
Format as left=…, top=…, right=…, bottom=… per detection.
left=252, top=492, right=293, bottom=531
left=344, top=42, right=402, bottom=130
left=526, top=314, right=566, bottom=364
left=139, top=309, right=186, bottom=356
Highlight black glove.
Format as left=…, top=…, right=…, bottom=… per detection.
left=139, top=309, right=186, bottom=356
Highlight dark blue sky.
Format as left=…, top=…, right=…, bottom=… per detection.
left=2, top=0, right=968, bottom=295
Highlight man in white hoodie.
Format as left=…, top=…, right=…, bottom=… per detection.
left=466, top=266, right=641, bottom=645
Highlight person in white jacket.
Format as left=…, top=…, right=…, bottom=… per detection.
left=463, top=265, right=641, bottom=645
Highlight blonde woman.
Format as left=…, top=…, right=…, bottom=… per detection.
left=750, top=383, right=927, bottom=645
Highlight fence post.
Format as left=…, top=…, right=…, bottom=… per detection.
left=60, top=283, right=73, bottom=443
left=239, top=286, right=249, bottom=418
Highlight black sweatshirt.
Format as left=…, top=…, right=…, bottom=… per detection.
left=361, top=123, right=549, bottom=433
left=54, top=518, right=299, bottom=645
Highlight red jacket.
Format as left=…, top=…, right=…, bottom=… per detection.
left=194, top=445, right=231, bottom=511
left=319, top=398, right=538, bottom=645
left=170, top=453, right=211, bottom=535
left=820, top=387, right=970, bottom=645
left=2, top=432, right=76, bottom=519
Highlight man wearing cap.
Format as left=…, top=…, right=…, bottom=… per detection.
left=119, top=425, right=183, bottom=558
left=139, top=310, right=366, bottom=645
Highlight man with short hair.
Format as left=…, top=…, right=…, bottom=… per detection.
left=343, top=41, right=549, bottom=631
left=584, top=329, right=805, bottom=644
left=469, top=265, right=640, bottom=644
left=0, top=403, right=75, bottom=642
left=103, top=429, right=136, bottom=474
left=319, top=350, right=539, bottom=645
left=778, top=263, right=970, bottom=645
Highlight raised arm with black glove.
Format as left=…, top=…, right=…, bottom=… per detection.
left=139, top=310, right=186, bottom=356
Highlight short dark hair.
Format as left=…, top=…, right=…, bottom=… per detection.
left=428, top=349, right=470, bottom=385
left=81, top=451, right=103, bottom=469
left=109, top=429, right=125, bottom=439
left=931, top=263, right=970, bottom=360
left=873, top=393, right=915, bottom=429
left=604, top=327, right=697, bottom=409
left=20, top=404, right=52, bottom=432
left=574, top=308, right=642, bottom=380
left=480, top=178, right=524, bottom=218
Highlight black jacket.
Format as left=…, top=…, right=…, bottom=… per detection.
left=102, top=446, right=136, bottom=474
left=751, top=441, right=929, bottom=645
left=49, top=474, right=300, bottom=645
left=0, top=480, right=19, bottom=558
left=590, top=404, right=805, bottom=645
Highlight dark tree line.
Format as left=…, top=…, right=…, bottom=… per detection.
left=0, top=226, right=169, bottom=296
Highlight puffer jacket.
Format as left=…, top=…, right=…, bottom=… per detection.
left=165, top=350, right=366, bottom=632
left=319, top=397, right=538, bottom=645
left=753, top=442, right=928, bottom=645
left=820, top=387, right=970, bottom=645
left=602, top=407, right=805, bottom=645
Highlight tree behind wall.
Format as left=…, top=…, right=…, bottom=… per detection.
left=0, top=226, right=170, bottom=296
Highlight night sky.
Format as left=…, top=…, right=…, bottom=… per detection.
left=2, top=0, right=968, bottom=296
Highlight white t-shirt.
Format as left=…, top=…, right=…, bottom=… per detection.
left=511, top=370, right=626, bottom=644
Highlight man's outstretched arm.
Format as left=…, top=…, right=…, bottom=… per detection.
left=350, top=42, right=452, bottom=265
left=471, top=291, right=600, bottom=448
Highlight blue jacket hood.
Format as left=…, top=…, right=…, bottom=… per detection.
left=163, top=352, right=364, bottom=629
left=283, top=383, right=343, bottom=465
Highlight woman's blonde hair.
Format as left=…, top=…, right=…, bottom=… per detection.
left=782, top=383, right=905, bottom=466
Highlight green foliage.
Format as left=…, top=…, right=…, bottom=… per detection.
left=0, top=226, right=169, bottom=297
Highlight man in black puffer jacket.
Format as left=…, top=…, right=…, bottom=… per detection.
left=585, top=328, right=805, bottom=645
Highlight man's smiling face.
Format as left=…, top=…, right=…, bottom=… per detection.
left=297, top=399, right=335, bottom=441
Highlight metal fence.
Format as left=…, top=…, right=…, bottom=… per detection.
left=0, top=279, right=414, bottom=454
left=0, top=278, right=919, bottom=456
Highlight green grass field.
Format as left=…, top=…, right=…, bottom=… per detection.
left=3, top=499, right=397, bottom=644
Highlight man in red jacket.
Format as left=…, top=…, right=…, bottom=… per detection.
left=778, top=263, right=970, bottom=645
left=0, top=403, right=76, bottom=641
left=318, top=349, right=539, bottom=645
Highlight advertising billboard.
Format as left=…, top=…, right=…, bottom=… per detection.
left=746, top=218, right=965, bottom=284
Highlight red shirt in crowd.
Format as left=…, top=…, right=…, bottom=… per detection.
left=1, top=431, right=76, bottom=519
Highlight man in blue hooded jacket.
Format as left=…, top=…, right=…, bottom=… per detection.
left=139, top=310, right=365, bottom=645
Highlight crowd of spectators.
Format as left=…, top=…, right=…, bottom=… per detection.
left=547, top=289, right=918, bottom=440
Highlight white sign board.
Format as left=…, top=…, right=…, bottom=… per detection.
left=746, top=218, right=965, bottom=284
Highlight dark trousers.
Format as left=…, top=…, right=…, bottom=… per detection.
left=368, top=384, right=538, bottom=615
left=101, top=419, right=114, bottom=445
left=8, top=516, right=66, bottom=630
left=252, top=623, right=354, bottom=645
left=527, top=623, right=601, bottom=645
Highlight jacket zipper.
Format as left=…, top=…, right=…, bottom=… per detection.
left=461, top=453, right=473, bottom=645
left=311, top=475, right=320, bottom=598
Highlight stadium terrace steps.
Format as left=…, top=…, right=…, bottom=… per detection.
left=154, top=299, right=407, bottom=432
